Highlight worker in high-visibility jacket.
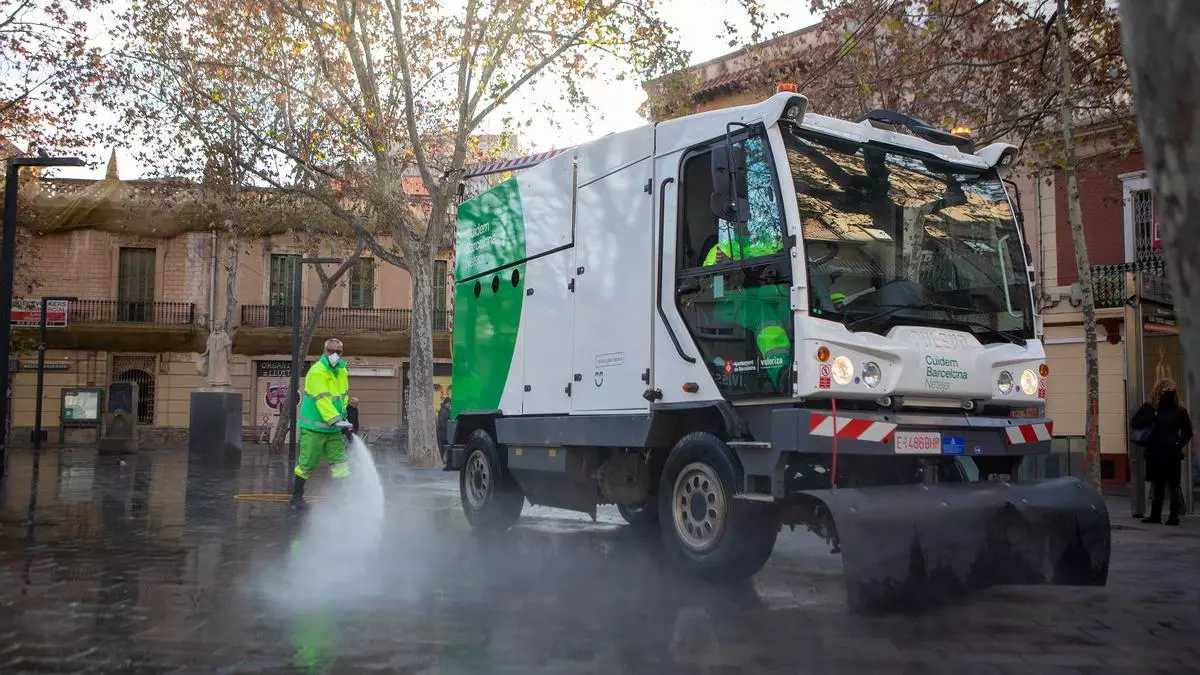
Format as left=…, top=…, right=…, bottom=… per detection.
left=291, top=337, right=353, bottom=509
left=702, top=234, right=792, bottom=390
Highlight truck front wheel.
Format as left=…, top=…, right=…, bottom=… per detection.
left=657, top=432, right=779, bottom=580
left=459, top=430, right=524, bottom=531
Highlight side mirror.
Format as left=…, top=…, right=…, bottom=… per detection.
left=710, top=144, right=749, bottom=223
left=1004, top=178, right=1025, bottom=227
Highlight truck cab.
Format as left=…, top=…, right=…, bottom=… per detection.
left=447, top=90, right=1109, bottom=611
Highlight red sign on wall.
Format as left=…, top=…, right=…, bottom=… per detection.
left=10, top=299, right=68, bottom=327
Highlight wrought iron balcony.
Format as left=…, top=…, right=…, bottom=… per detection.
left=1092, top=260, right=1173, bottom=310
left=68, top=300, right=200, bottom=326
left=239, top=305, right=451, bottom=332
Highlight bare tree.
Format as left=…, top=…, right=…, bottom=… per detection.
left=112, top=0, right=693, bottom=465
left=1055, top=0, right=1101, bottom=490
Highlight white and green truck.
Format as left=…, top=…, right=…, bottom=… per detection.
left=446, top=90, right=1110, bottom=611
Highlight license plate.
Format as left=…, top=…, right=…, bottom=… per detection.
left=893, top=431, right=942, bottom=455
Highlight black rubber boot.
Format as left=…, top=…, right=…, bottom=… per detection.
left=290, top=475, right=308, bottom=511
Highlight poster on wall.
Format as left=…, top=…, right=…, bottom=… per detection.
left=255, top=360, right=312, bottom=429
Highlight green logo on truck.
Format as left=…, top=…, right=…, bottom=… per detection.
left=455, top=180, right=527, bottom=280
left=450, top=178, right=529, bottom=417
left=924, top=355, right=968, bottom=392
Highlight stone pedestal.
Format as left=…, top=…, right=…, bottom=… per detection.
left=98, top=410, right=139, bottom=455
left=188, top=390, right=243, bottom=466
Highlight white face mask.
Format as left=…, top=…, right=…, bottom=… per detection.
left=327, top=352, right=341, bottom=366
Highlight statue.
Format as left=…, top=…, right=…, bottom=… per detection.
left=196, top=325, right=233, bottom=389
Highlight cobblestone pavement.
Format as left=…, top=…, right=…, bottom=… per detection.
left=0, top=445, right=1197, bottom=674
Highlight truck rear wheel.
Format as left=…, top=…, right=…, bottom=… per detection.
left=657, top=432, right=778, bottom=580
left=459, top=430, right=524, bottom=531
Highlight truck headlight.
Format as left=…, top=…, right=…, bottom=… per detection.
left=831, top=355, right=854, bottom=385
left=1020, top=369, right=1038, bottom=395
left=997, top=370, right=1014, bottom=395
left=861, top=361, right=881, bottom=388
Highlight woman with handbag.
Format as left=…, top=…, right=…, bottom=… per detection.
left=1130, top=377, right=1192, bottom=525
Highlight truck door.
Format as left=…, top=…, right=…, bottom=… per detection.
left=673, top=126, right=793, bottom=399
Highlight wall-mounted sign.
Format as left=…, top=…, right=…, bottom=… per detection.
left=256, top=360, right=313, bottom=378
left=21, top=362, right=70, bottom=371
left=348, top=365, right=395, bottom=378
left=11, top=298, right=68, bottom=327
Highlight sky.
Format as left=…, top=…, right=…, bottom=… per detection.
left=50, top=0, right=819, bottom=180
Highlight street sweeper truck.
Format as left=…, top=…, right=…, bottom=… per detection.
left=445, top=87, right=1111, bottom=611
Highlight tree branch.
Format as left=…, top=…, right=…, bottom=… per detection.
left=386, top=0, right=435, bottom=194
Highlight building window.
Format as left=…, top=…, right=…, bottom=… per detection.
left=349, top=258, right=375, bottom=309
left=117, top=247, right=156, bottom=322
left=268, top=253, right=299, bottom=326
left=1131, top=189, right=1161, bottom=264
left=433, top=259, right=447, bottom=330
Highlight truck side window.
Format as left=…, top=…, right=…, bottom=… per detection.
left=678, top=150, right=718, bottom=269
left=678, top=132, right=785, bottom=273
left=737, top=136, right=785, bottom=261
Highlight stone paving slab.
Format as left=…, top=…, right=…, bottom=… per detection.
left=0, top=447, right=1195, bottom=674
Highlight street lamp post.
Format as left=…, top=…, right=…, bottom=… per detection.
left=287, top=256, right=342, bottom=470
left=32, top=296, right=76, bottom=450
left=0, top=156, right=85, bottom=476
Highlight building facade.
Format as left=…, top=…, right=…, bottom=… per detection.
left=2, top=151, right=469, bottom=448
left=1013, top=125, right=1182, bottom=488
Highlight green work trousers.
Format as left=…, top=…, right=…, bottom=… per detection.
left=295, top=428, right=350, bottom=480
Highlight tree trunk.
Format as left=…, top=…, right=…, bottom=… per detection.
left=1057, top=0, right=1102, bottom=492
left=223, top=229, right=239, bottom=332
left=406, top=248, right=439, bottom=466
left=1118, top=0, right=1200, bottom=503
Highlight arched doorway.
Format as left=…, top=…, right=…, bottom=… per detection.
left=115, top=369, right=155, bottom=425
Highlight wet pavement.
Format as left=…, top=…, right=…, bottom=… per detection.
left=0, top=445, right=1197, bottom=675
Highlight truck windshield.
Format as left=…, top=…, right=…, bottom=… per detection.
left=782, top=125, right=1035, bottom=344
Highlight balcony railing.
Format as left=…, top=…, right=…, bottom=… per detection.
left=240, top=305, right=451, bottom=332
left=67, top=300, right=200, bottom=326
left=1092, top=260, right=1173, bottom=310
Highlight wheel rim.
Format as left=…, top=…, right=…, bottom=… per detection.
left=671, top=462, right=727, bottom=552
left=464, top=450, right=492, bottom=509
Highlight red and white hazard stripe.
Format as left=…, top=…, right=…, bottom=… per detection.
left=1004, top=422, right=1054, bottom=445
left=464, top=149, right=566, bottom=178
left=809, top=414, right=897, bottom=443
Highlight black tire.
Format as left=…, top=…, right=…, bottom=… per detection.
left=459, top=429, right=524, bottom=531
left=657, top=432, right=779, bottom=580
left=618, top=498, right=660, bottom=528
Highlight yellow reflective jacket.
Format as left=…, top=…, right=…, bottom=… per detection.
left=298, top=355, right=349, bottom=433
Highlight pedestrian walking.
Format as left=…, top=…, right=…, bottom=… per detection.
left=346, top=396, right=360, bottom=435
left=1131, top=377, right=1192, bottom=525
left=438, top=395, right=452, bottom=471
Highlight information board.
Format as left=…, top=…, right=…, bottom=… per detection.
left=61, top=388, right=103, bottom=424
